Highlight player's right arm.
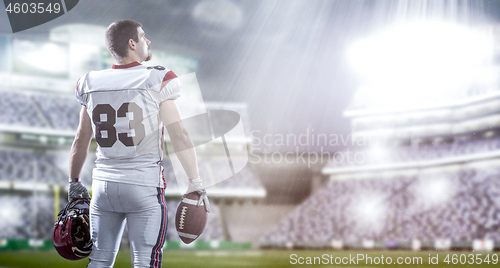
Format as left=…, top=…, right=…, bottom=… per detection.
left=68, top=106, right=93, bottom=202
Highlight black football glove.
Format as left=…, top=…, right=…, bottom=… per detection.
left=68, top=179, right=90, bottom=202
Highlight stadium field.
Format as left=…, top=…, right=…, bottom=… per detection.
left=0, top=249, right=499, bottom=267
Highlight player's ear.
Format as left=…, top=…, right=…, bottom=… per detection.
left=128, top=38, right=136, bottom=50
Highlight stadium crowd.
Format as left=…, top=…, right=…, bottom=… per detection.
left=330, top=135, right=500, bottom=167
left=261, top=168, right=500, bottom=245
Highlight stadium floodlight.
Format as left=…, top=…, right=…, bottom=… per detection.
left=0, top=198, right=22, bottom=232
left=353, top=192, right=387, bottom=231
left=367, top=145, right=389, bottom=162
left=15, top=40, right=68, bottom=75
left=414, top=176, right=456, bottom=208
left=347, top=20, right=493, bottom=101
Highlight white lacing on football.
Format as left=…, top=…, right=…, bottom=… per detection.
left=181, top=198, right=199, bottom=206
left=178, top=206, right=188, bottom=230
left=177, top=231, right=198, bottom=239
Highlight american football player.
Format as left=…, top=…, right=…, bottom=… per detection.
left=68, top=19, right=209, bottom=268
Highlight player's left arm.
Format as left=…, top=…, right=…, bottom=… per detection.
left=160, top=100, right=210, bottom=212
left=160, top=100, right=199, bottom=179
left=68, top=106, right=93, bottom=201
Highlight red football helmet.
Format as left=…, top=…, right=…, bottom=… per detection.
left=52, top=198, right=93, bottom=260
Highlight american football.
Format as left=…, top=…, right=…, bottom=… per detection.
left=175, top=192, right=208, bottom=244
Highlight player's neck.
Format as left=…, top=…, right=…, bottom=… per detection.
left=116, top=55, right=142, bottom=66
left=116, top=60, right=141, bottom=66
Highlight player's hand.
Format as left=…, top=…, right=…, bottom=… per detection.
left=184, top=177, right=210, bottom=213
left=68, top=180, right=91, bottom=202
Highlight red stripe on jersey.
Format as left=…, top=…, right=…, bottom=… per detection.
left=161, top=128, right=165, bottom=188
left=161, top=71, right=177, bottom=89
left=161, top=169, right=166, bottom=189
left=112, top=61, right=142, bottom=69
left=161, top=126, right=164, bottom=151
left=163, top=70, right=177, bottom=82
left=75, top=78, right=80, bottom=93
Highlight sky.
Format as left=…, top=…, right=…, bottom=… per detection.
left=2, top=0, right=500, bottom=152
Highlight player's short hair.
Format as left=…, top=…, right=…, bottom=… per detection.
left=106, top=20, right=142, bottom=61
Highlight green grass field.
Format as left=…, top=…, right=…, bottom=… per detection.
left=0, top=249, right=499, bottom=267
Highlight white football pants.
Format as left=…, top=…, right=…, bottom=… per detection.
left=87, top=180, right=168, bottom=268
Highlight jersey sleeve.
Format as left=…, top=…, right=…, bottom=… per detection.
left=159, top=70, right=181, bottom=102
left=75, top=73, right=89, bottom=106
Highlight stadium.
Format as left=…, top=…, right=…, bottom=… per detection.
left=1, top=0, right=500, bottom=267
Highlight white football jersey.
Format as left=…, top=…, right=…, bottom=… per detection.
left=76, top=62, right=180, bottom=188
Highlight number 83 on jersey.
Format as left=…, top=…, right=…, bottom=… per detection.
left=92, top=102, right=145, bottom=148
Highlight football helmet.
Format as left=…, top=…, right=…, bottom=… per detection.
left=52, top=198, right=93, bottom=260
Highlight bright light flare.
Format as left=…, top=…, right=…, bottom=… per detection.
left=16, top=40, right=68, bottom=74
left=0, top=198, right=23, bottom=230
left=367, top=145, right=390, bottom=163
left=347, top=21, right=493, bottom=95
left=414, top=176, right=457, bottom=209
left=353, top=191, right=387, bottom=231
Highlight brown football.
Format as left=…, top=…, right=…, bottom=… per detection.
left=175, top=192, right=208, bottom=244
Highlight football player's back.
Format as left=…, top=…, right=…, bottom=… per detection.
left=76, top=62, right=181, bottom=188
